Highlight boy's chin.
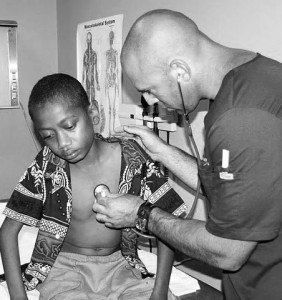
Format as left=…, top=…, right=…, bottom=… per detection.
left=66, top=153, right=86, bottom=164
left=57, top=152, right=83, bottom=164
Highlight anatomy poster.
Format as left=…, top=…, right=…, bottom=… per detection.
left=77, top=14, right=123, bottom=137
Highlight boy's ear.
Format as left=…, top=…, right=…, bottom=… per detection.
left=88, top=103, right=100, bottom=125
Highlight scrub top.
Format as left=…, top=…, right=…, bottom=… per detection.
left=199, top=54, right=282, bottom=299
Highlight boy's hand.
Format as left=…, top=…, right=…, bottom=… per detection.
left=114, top=125, right=168, bottom=162
left=93, top=193, right=143, bottom=228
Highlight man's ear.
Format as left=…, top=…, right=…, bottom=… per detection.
left=88, top=103, right=100, bottom=125
left=169, top=59, right=191, bottom=83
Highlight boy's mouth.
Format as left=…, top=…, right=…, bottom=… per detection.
left=63, top=150, right=78, bottom=160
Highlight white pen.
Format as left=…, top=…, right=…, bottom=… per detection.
left=222, top=149, right=230, bottom=169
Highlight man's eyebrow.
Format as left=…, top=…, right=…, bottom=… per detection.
left=137, top=88, right=149, bottom=94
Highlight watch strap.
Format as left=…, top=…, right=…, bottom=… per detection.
left=137, top=202, right=156, bottom=232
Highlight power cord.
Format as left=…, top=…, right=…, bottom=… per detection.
left=19, top=101, right=40, bottom=151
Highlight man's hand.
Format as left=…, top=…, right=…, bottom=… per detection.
left=92, top=193, right=143, bottom=228
left=114, top=125, right=168, bottom=161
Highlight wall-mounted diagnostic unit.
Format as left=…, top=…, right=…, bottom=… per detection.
left=0, top=20, right=19, bottom=108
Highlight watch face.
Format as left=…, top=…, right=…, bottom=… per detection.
left=135, top=218, right=147, bottom=232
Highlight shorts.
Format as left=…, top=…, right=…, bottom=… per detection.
left=37, top=251, right=176, bottom=300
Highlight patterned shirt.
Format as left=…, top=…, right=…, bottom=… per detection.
left=3, top=135, right=187, bottom=290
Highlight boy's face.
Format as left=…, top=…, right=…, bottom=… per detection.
left=33, top=101, right=95, bottom=163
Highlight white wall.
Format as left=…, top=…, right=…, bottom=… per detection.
left=0, top=0, right=58, bottom=199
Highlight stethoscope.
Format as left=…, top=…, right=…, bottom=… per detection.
left=94, top=76, right=202, bottom=239
left=176, top=75, right=201, bottom=220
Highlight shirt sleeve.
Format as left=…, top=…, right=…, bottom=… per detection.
left=205, top=108, right=282, bottom=241
left=3, top=149, right=45, bottom=227
left=128, top=140, right=188, bottom=218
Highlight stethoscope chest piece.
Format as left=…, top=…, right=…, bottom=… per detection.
left=93, top=184, right=110, bottom=199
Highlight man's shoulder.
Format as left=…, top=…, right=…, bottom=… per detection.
left=234, top=54, right=282, bottom=83
left=206, top=54, right=282, bottom=129
left=222, top=54, right=282, bottom=94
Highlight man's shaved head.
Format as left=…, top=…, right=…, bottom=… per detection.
left=120, top=9, right=225, bottom=112
left=121, top=9, right=201, bottom=71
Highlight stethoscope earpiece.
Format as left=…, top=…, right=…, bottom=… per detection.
left=177, top=73, right=182, bottom=82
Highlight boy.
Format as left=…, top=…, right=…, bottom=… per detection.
left=0, top=74, right=187, bottom=299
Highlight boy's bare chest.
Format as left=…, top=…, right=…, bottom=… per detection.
left=70, top=157, right=121, bottom=218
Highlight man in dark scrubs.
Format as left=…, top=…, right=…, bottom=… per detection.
left=93, top=9, right=282, bottom=299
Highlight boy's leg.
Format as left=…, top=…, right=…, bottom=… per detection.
left=77, top=250, right=177, bottom=299
left=118, top=276, right=177, bottom=300
left=72, top=250, right=155, bottom=299
left=37, top=251, right=178, bottom=299
left=36, top=252, right=84, bottom=300
left=112, top=265, right=155, bottom=300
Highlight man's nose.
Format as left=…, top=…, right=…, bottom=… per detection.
left=143, top=93, right=159, bottom=106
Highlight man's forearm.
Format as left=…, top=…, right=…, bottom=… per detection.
left=147, top=208, right=253, bottom=271
left=157, top=144, right=199, bottom=191
left=148, top=208, right=219, bottom=267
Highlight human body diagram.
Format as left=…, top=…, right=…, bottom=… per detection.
left=77, top=15, right=123, bottom=137
left=82, top=32, right=103, bottom=127
left=105, top=30, right=119, bottom=135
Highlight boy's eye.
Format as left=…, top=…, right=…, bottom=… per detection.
left=66, top=123, right=76, bottom=130
left=42, top=133, right=54, bottom=140
left=40, top=130, right=55, bottom=141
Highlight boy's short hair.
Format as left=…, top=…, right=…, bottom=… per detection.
left=28, top=73, right=89, bottom=120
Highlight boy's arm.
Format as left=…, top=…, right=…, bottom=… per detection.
left=151, top=240, right=174, bottom=299
left=0, top=217, right=28, bottom=300
left=140, top=158, right=185, bottom=299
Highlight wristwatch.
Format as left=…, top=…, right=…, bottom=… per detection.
left=135, top=202, right=156, bottom=232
